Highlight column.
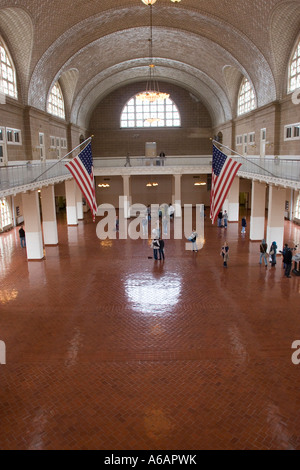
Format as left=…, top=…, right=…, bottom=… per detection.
left=75, top=184, right=84, bottom=220
left=65, top=179, right=78, bottom=226
left=22, top=190, right=44, bottom=260
left=250, top=181, right=266, bottom=241
left=41, top=185, right=58, bottom=245
left=227, top=176, right=240, bottom=221
left=266, top=185, right=286, bottom=251
left=172, top=174, right=182, bottom=217
left=122, top=175, right=132, bottom=218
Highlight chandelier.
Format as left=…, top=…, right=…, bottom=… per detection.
left=141, top=1, right=181, bottom=4
left=137, top=1, right=174, bottom=103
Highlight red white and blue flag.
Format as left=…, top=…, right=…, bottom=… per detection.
left=210, top=145, right=242, bottom=224
left=65, top=142, right=97, bottom=222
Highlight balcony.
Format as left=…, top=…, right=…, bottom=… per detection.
left=0, top=155, right=299, bottom=198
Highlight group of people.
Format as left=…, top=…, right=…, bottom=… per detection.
left=150, top=237, right=165, bottom=260
left=217, top=211, right=228, bottom=228
left=259, top=239, right=295, bottom=277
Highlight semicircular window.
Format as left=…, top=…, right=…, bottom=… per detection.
left=47, top=82, right=65, bottom=119
left=0, top=38, right=18, bottom=99
left=237, top=77, right=256, bottom=116
left=288, top=39, right=300, bottom=92
left=121, top=95, right=181, bottom=128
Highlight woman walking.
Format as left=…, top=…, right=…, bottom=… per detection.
left=269, top=241, right=277, bottom=266
left=221, top=241, right=229, bottom=267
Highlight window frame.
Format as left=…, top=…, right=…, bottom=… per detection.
left=47, top=81, right=66, bottom=120
left=0, top=197, right=12, bottom=230
left=120, top=95, right=181, bottom=129
left=288, top=38, right=300, bottom=93
left=6, top=127, right=22, bottom=145
left=284, top=123, right=300, bottom=141
left=0, top=38, right=18, bottom=100
left=237, top=77, right=257, bottom=116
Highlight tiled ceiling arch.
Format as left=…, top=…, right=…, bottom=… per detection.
left=0, top=7, right=34, bottom=103
left=0, top=1, right=298, bottom=126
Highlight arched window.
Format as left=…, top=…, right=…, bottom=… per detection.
left=0, top=198, right=12, bottom=230
left=0, top=38, right=18, bottom=99
left=237, top=77, right=256, bottom=116
left=47, top=82, right=65, bottom=119
left=121, top=95, right=181, bottom=128
left=288, top=39, right=300, bottom=92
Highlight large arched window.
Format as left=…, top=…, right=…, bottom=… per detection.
left=0, top=198, right=12, bottom=230
left=288, top=39, right=300, bottom=92
left=47, top=82, right=65, bottom=119
left=237, top=77, right=256, bottom=116
left=121, top=95, right=181, bottom=128
left=0, top=38, right=18, bottom=99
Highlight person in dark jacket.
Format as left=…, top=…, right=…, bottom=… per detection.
left=217, top=211, right=223, bottom=227
left=283, top=246, right=293, bottom=278
left=241, top=217, right=247, bottom=233
left=159, top=238, right=165, bottom=261
left=269, top=241, right=277, bottom=266
left=259, top=239, right=268, bottom=266
left=19, top=225, right=26, bottom=248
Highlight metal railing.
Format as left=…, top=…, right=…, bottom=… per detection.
left=0, top=161, right=71, bottom=192
left=0, top=155, right=299, bottom=195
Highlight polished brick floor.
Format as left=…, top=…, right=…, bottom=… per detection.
left=0, top=211, right=300, bottom=450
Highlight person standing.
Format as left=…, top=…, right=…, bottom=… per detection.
left=19, top=225, right=26, bottom=248
left=241, top=217, right=247, bottom=233
left=217, top=211, right=223, bottom=227
left=124, top=152, right=131, bottom=167
left=259, top=239, right=268, bottom=266
left=269, top=241, right=277, bottom=266
left=151, top=237, right=160, bottom=260
left=283, top=246, right=293, bottom=278
left=159, top=238, right=165, bottom=261
left=221, top=241, right=229, bottom=267
left=159, top=151, right=166, bottom=167
left=189, top=229, right=198, bottom=252
left=223, top=210, right=228, bottom=229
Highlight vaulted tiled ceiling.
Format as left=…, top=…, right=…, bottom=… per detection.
left=0, top=0, right=299, bottom=127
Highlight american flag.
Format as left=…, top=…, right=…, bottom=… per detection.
left=210, top=145, right=242, bottom=224
left=65, top=142, right=98, bottom=222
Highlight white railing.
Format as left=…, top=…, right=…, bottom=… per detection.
left=0, top=155, right=300, bottom=196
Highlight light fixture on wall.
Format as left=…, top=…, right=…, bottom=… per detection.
left=194, top=182, right=206, bottom=186
left=98, top=183, right=110, bottom=188
left=146, top=182, right=159, bottom=187
left=137, top=2, right=170, bottom=103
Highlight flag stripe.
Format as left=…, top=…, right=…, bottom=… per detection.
left=65, top=142, right=97, bottom=221
left=210, top=145, right=242, bottom=224
left=66, top=161, right=95, bottom=209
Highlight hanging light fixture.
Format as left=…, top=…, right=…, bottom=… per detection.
left=137, top=1, right=170, bottom=103
left=141, top=1, right=181, bottom=4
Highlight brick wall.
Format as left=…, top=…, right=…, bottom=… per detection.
left=89, top=82, right=213, bottom=158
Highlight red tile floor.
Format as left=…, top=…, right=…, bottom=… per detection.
left=0, top=211, right=300, bottom=450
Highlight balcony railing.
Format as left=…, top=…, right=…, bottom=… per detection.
left=0, top=161, right=71, bottom=193
left=0, top=155, right=299, bottom=196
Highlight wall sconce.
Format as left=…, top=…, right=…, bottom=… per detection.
left=194, top=182, right=206, bottom=186
left=146, top=182, right=159, bottom=187
left=98, top=184, right=110, bottom=188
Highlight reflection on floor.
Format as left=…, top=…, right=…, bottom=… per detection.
left=0, top=213, right=299, bottom=450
